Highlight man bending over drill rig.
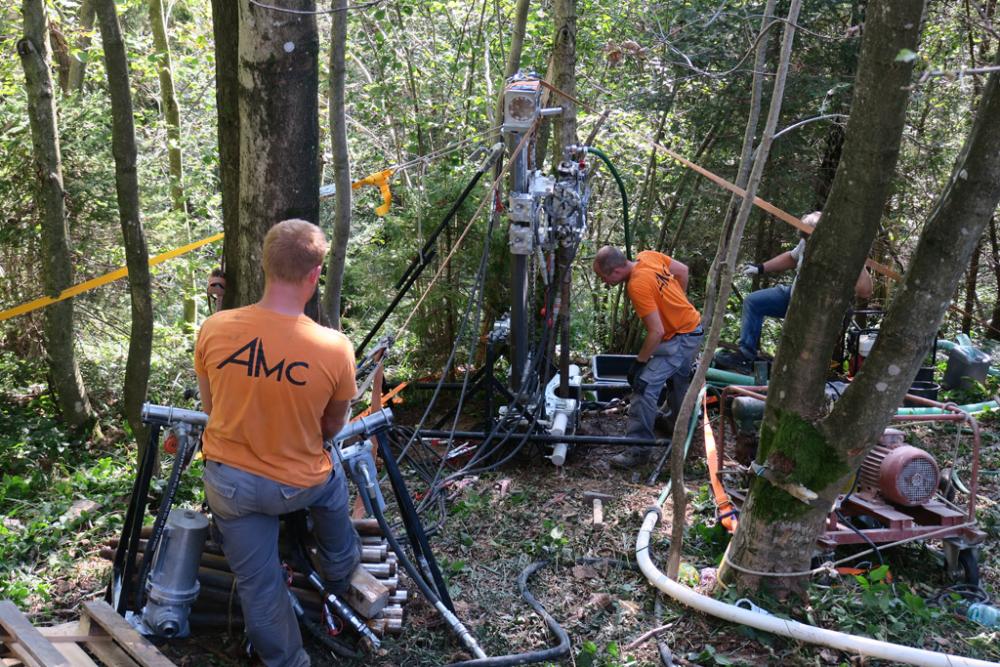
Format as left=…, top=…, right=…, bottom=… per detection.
left=593, top=246, right=703, bottom=467
left=195, top=219, right=361, bottom=666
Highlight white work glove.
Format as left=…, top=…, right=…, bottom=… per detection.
left=741, top=263, right=765, bottom=277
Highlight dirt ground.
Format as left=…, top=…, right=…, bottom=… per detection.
left=136, top=398, right=1000, bottom=667
left=146, top=396, right=1000, bottom=667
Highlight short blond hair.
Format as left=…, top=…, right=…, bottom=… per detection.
left=263, top=219, right=328, bottom=282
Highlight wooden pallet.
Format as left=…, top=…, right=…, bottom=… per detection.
left=0, top=600, right=174, bottom=667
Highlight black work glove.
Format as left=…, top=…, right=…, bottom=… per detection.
left=627, top=359, right=647, bottom=390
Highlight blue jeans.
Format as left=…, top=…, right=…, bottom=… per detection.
left=203, top=460, right=361, bottom=667
left=627, top=331, right=703, bottom=441
left=738, top=285, right=792, bottom=359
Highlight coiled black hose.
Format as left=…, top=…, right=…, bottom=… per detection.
left=445, top=560, right=570, bottom=667
left=446, top=557, right=639, bottom=667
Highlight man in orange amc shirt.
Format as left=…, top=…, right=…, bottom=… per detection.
left=195, top=220, right=360, bottom=667
left=593, top=246, right=703, bottom=467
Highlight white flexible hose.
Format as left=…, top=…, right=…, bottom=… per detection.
left=636, top=509, right=999, bottom=667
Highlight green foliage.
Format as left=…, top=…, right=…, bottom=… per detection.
left=531, top=518, right=570, bottom=558
left=576, top=639, right=634, bottom=667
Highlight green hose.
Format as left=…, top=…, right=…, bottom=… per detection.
left=704, top=368, right=997, bottom=415
left=585, top=146, right=631, bottom=260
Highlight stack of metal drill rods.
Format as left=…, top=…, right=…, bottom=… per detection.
left=101, top=518, right=408, bottom=637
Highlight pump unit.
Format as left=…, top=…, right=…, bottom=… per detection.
left=139, top=508, right=208, bottom=638
left=858, top=428, right=940, bottom=507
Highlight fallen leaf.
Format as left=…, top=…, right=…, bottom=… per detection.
left=572, top=564, right=600, bottom=579
left=819, top=648, right=839, bottom=664
left=584, top=592, right=613, bottom=611
left=619, top=599, right=641, bottom=616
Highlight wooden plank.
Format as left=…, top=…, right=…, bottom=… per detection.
left=40, top=624, right=98, bottom=667
left=3, top=643, right=44, bottom=667
left=79, top=603, right=173, bottom=667
left=844, top=495, right=913, bottom=528
left=344, top=566, right=389, bottom=619
left=0, top=601, right=71, bottom=667
left=82, top=640, right=139, bottom=667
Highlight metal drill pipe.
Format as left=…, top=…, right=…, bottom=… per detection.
left=415, top=429, right=668, bottom=447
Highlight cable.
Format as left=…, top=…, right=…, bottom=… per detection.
left=835, top=469, right=886, bottom=574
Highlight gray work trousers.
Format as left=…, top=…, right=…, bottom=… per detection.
left=203, top=459, right=361, bottom=667
left=627, top=331, right=703, bottom=441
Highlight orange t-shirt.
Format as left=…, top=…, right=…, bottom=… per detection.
left=626, top=251, right=701, bottom=340
left=194, top=305, right=357, bottom=488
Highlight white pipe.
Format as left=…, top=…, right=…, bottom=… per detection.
left=635, top=509, right=998, bottom=667
left=550, top=411, right=569, bottom=437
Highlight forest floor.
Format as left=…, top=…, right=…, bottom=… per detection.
left=2, top=383, right=999, bottom=666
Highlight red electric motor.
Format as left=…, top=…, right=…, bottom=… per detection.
left=858, top=428, right=940, bottom=506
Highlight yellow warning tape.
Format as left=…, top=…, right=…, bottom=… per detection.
left=2, top=164, right=398, bottom=324
left=0, top=232, right=225, bottom=323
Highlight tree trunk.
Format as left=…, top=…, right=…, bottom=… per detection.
left=550, top=0, right=577, bottom=395
left=493, top=0, right=531, bottom=142
left=18, top=0, right=94, bottom=431
left=321, top=0, right=351, bottom=330
left=700, top=0, right=777, bottom=335
left=96, top=0, right=154, bottom=445
left=148, top=0, right=196, bottom=327
left=66, top=0, right=96, bottom=93
left=961, top=239, right=981, bottom=334
left=667, top=0, right=802, bottom=580
left=393, top=4, right=427, bottom=156
left=212, top=0, right=240, bottom=311
left=550, top=0, right=577, bottom=165
left=988, top=217, right=1000, bottom=339
left=230, top=0, right=320, bottom=309
left=721, top=0, right=931, bottom=593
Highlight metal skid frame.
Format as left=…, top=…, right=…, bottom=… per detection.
left=717, top=385, right=986, bottom=580
left=106, top=405, right=455, bottom=626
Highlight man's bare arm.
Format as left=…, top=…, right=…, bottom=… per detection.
left=854, top=267, right=873, bottom=300
left=669, top=259, right=689, bottom=291
left=321, top=398, right=351, bottom=440
left=197, top=373, right=213, bottom=415
left=637, top=312, right=665, bottom=362
left=762, top=250, right=798, bottom=273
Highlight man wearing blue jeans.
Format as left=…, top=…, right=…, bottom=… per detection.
left=196, top=220, right=361, bottom=666
left=593, top=246, right=703, bottom=467
left=716, top=212, right=872, bottom=374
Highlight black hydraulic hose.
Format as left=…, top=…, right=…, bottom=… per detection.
left=585, top=146, right=631, bottom=260
left=366, top=485, right=486, bottom=658
left=107, top=423, right=161, bottom=613
left=299, top=614, right=361, bottom=659
left=395, top=198, right=499, bottom=484
left=446, top=560, right=570, bottom=667
left=135, top=426, right=195, bottom=610
left=415, top=429, right=668, bottom=447
left=412, top=238, right=581, bottom=514
left=837, top=470, right=885, bottom=570
left=358, top=144, right=502, bottom=355
left=447, top=555, right=638, bottom=667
